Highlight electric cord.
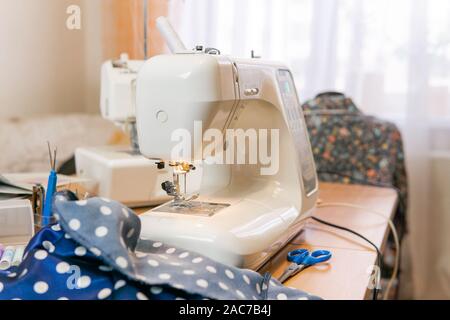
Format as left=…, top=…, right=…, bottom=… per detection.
left=315, top=202, right=400, bottom=300
left=310, top=216, right=382, bottom=300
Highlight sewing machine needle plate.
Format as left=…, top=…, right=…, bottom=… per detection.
left=153, top=201, right=230, bottom=217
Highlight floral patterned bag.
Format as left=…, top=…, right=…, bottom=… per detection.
left=302, top=92, right=408, bottom=236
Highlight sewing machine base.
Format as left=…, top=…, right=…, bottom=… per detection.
left=75, top=146, right=172, bottom=207
left=139, top=186, right=314, bottom=270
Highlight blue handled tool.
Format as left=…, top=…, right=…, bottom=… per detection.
left=278, top=248, right=332, bottom=283
left=42, top=142, right=58, bottom=226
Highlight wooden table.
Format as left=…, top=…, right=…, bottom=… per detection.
left=135, top=182, right=398, bottom=300
left=259, top=182, right=398, bottom=300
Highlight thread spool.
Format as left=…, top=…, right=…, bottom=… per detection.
left=0, top=246, right=15, bottom=271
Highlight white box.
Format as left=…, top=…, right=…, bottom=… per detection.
left=0, top=200, right=34, bottom=247
left=75, top=146, right=174, bottom=207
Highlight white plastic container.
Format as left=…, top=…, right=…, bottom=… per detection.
left=0, top=200, right=34, bottom=269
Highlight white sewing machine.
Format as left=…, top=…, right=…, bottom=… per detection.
left=75, top=54, right=196, bottom=207
left=137, top=17, right=318, bottom=269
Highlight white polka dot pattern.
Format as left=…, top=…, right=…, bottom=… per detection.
left=51, top=224, right=62, bottom=232
left=236, top=290, right=245, bottom=299
left=100, top=206, right=112, bottom=215
left=126, top=229, right=135, bottom=239
left=115, top=256, right=128, bottom=269
left=74, top=246, right=87, bottom=256
left=196, top=279, right=208, bottom=288
left=99, top=265, right=113, bottom=272
left=136, top=292, right=149, bottom=300
left=218, top=282, right=229, bottom=291
left=121, top=208, right=129, bottom=217
left=42, top=241, right=55, bottom=253
left=225, top=269, right=235, bottom=279
left=277, top=293, right=288, bottom=300
left=33, top=281, right=49, bottom=294
left=34, top=250, right=48, bottom=260
left=114, top=280, right=126, bottom=290
left=76, top=200, right=87, bottom=206
left=13, top=196, right=317, bottom=301
left=77, top=276, right=91, bottom=289
left=68, top=219, right=81, bottom=231
left=206, top=266, right=217, bottom=273
left=192, top=257, right=203, bottom=264
left=147, top=259, right=159, bottom=267
left=159, top=273, right=171, bottom=280
left=56, top=262, right=70, bottom=274
left=179, top=252, right=189, bottom=259
left=183, top=270, right=195, bottom=275
left=90, top=247, right=102, bottom=256
left=95, top=226, right=108, bottom=237
left=97, top=288, right=112, bottom=299
left=150, top=286, right=163, bottom=295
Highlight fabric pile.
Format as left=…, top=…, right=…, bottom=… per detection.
left=0, top=192, right=320, bottom=300
left=0, top=114, right=124, bottom=173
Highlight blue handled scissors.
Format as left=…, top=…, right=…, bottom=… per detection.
left=278, top=248, right=332, bottom=283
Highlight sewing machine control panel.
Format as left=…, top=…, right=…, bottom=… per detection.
left=277, top=69, right=317, bottom=196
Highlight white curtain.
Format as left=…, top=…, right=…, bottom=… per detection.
left=168, top=0, right=450, bottom=299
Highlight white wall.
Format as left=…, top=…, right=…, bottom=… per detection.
left=81, top=0, right=103, bottom=114
left=0, top=0, right=102, bottom=118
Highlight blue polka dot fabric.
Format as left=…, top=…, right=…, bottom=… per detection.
left=0, top=192, right=320, bottom=300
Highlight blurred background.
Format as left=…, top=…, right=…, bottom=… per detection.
left=1, top=0, right=449, bottom=299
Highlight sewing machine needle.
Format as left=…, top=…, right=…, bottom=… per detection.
left=53, top=147, right=57, bottom=170
left=47, top=141, right=53, bottom=169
